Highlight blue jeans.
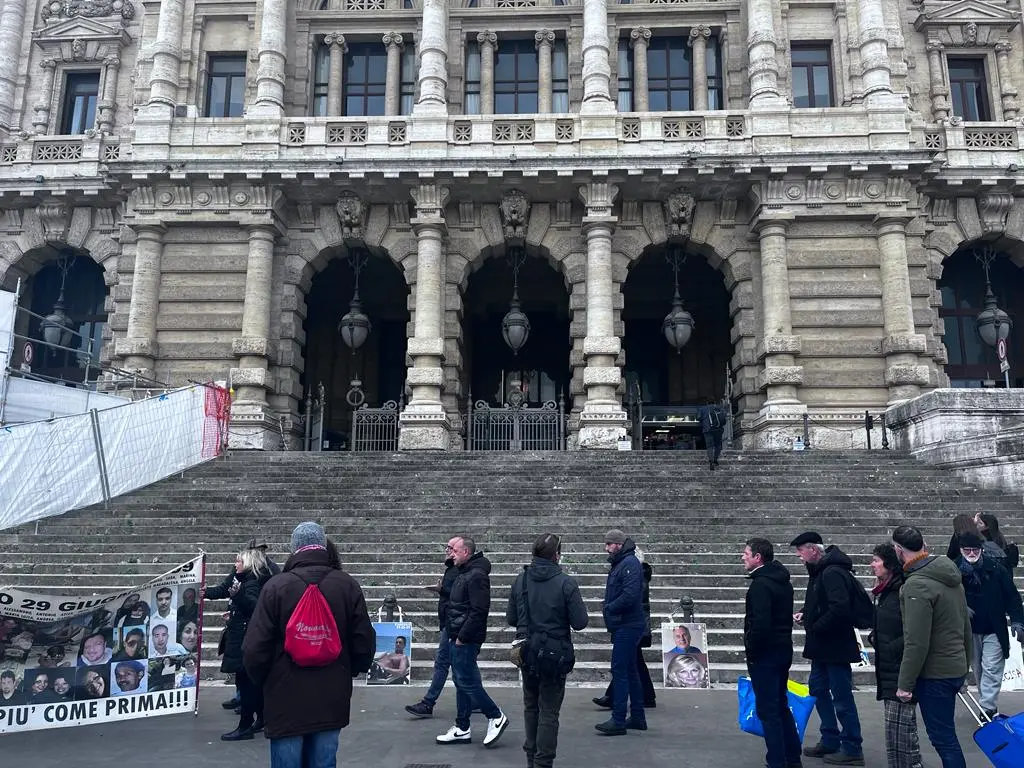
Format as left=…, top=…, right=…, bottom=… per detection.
left=422, top=628, right=451, bottom=706
left=916, top=677, right=967, bottom=768
left=270, top=729, right=340, bottom=768
left=450, top=641, right=501, bottom=730
left=610, top=626, right=645, bottom=726
left=808, top=661, right=863, bottom=756
left=748, top=652, right=802, bottom=768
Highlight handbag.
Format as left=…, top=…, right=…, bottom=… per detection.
left=737, top=676, right=816, bottom=743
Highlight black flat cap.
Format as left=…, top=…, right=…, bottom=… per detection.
left=789, top=531, right=823, bottom=547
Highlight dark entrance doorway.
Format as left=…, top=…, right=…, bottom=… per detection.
left=302, top=249, right=409, bottom=449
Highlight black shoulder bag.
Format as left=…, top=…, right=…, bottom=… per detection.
left=519, top=568, right=576, bottom=680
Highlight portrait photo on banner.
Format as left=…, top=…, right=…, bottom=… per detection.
left=367, top=622, right=412, bottom=686
left=661, top=622, right=711, bottom=690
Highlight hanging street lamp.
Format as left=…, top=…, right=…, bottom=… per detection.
left=40, top=253, right=75, bottom=351
left=338, top=247, right=372, bottom=407
left=973, top=246, right=1012, bottom=349
left=662, top=244, right=694, bottom=353
left=501, top=244, right=531, bottom=355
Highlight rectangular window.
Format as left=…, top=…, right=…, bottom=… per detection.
left=205, top=55, right=246, bottom=118
left=552, top=40, right=569, bottom=112
left=61, top=72, right=99, bottom=134
left=494, top=39, right=538, bottom=115
left=617, top=39, right=633, bottom=112
left=345, top=42, right=387, bottom=117
left=400, top=47, right=417, bottom=116
left=648, top=37, right=691, bottom=111
left=706, top=37, right=723, bottom=110
left=948, top=57, right=990, bottom=121
left=312, top=43, right=330, bottom=116
left=791, top=44, right=833, bottom=108
left=465, top=41, right=481, bottom=114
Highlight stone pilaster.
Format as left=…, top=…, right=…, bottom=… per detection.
left=577, top=182, right=628, bottom=449
left=755, top=221, right=802, bottom=407
left=399, top=183, right=452, bottom=450
left=148, top=0, right=186, bottom=110
left=250, top=0, right=288, bottom=117
left=477, top=31, right=497, bottom=116
left=629, top=27, right=651, bottom=113
left=384, top=32, right=404, bottom=117
left=926, top=40, right=950, bottom=121
left=0, top=0, right=26, bottom=131
left=117, top=224, right=165, bottom=375
left=535, top=30, right=555, bottom=114
left=581, top=0, right=614, bottom=113
left=746, top=0, right=784, bottom=107
left=855, top=0, right=897, bottom=105
left=413, top=0, right=449, bottom=115
left=876, top=217, right=929, bottom=404
left=97, top=56, right=120, bottom=135
left=995, top=40, right=1019, bottom=120
left=325, top=34, right=347, bottom=117
left=689, top=26, right=711, bottom=111
left=32, top=60, right=57, bottom=135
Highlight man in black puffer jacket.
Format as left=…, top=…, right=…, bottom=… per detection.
left=436, top=535, right=509, bottom=749
left=743, top=537, right=801, bottom=768
left=791, top=531, right=864, bottom=766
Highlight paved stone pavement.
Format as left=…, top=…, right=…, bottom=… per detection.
left=3, top=685, right=1016, bottom=767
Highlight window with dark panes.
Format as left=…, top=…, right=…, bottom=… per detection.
left=948, top=57, right=990, bottom=121
left=312, top=44, right=330, bottom=116
left=61, top=72, right=99, bottom=134
left=400, top=47, right=417, bottom=115
left=617, top=39, right=633, bottom=112
left=648, top=37, right=692, bottom=112
left=205, top=55, right=246, bottom=117
left=345, top=43, right=388, bottom=116
left=705, top=36, right=723, bottom=110
left=791, top=44, right=833, bottom=108
left=465, top=41, right=481, bottom=114
left=494, top=39, right=538, bottom=114
left=553, top=40, right=569, bottom=112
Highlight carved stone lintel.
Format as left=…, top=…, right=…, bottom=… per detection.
left=41, top=0, right=135, bottom=21
left=664, top=190, right=696, bottom=237
left=335, top=192, right=364, bottom=238
left=977, top=191, right=1013, bottom=233
left=499, top=189, right=530, bottom=241
left=37, top=199, right=71, bottom=243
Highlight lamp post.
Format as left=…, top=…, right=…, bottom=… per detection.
left=662, top=244, right=694, bottom=353
left=40, top=253, right=75, bottom=354
left=501, top=244, right=531, bottom=355
left=338, top=248, right=372, bottom=407
left=974, top=247, right=1012, bottom=388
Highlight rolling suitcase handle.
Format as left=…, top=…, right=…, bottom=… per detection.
left=957, top=687, right=994, bottom=728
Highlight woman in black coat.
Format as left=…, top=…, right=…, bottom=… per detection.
left=868, top=543, right=922, bottom=768
left=203, top=546, right=273, bottom=741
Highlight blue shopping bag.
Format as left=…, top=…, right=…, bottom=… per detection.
left=738, top=676, right=816, bottom=743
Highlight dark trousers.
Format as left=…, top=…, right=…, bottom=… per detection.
left=522, top=672, right=566, bottom=768
left=610, top=626, right=645, bottom=726
left=603, top=643, right=656, bottom=704
left=748, top=653, right=802, bottom=768
left=808, top=661, right=863, bottom=757
left=704, top=430, right=723, bottom=463
left=422, top=628, right=450, bottom=706
left=236, top=667, right=263, bottom=727
left=915, top=677, right=967, bottom=768
left=450, top=641, right=501, bottom=730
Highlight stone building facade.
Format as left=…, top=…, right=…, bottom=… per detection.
left=0, top=0, right=1023, bottom=450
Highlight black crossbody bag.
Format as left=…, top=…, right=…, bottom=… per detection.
left=518, top=567, right=576, bottom=680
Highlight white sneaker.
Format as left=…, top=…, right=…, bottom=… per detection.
left=483, top=711, right=509, bottom=747
left=436, top=725, right=471, bottom=745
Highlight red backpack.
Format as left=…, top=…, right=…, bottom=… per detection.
left=284, top=573, right=342, bottom=667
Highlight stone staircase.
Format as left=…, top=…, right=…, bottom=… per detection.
left=2, top=450, right=1021, bottom=687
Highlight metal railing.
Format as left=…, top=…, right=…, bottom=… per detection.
left=466, top=391, right=566, bottom=451
left=351, top=399, right=401, bottom=451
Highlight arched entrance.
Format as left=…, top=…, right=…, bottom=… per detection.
left=301, top=247, right=409, bottom=449
left=938, top=243, right=1023, bottom=387
left=622, top=243, right=732, bottom=449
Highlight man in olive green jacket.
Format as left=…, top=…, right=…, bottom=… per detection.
left=892, top=525, right=972, bottom=768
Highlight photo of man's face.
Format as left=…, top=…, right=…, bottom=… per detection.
left=82, top=634, right=107, bottom=663
left=674, top=626, right=691, bottom=648
left=121, top=630, right=144, bottom=658
left=83, top=670, right=105, bottom=698
left=1, top=673, right=15, bottom=696
left=152, top=625, right=170, bottom=655
left=155, top=589, right=173, bottom=618
left=115, top=665, right=142, bottom=692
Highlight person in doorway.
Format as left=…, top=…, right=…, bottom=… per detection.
left=406, top=538, right=459, bottom=719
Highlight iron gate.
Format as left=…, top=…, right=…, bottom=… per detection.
left=351, top=400, right=401, bottom=451
left=466, top=391, right=565, bottom=451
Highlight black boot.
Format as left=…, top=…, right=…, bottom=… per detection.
left=592, top=696, right=612, bottom=709
left=221, top=721, right=256, bottom=741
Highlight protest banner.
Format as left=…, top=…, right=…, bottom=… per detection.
left=0, top=555, right=205, bottom=733
left=661, top=622, right=712, bottom=689
left=367, top=621, right=412, bottom=686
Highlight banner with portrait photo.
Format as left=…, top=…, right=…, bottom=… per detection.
left=0, top=555, right=205, bottom=733
left=366, top=621, right=412, bottom=686
left=661, top=622, right=711, bottom=690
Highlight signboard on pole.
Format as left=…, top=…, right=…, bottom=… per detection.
left=660, top=622, right=711, bottom=689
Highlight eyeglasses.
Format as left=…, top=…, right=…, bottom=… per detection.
left=961, top=547, right=982, bottom=556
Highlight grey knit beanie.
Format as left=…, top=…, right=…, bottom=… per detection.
left=291, top=521, right=327, bottom=552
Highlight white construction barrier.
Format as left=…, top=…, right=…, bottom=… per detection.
left=2, top=377, right=129, bottom=424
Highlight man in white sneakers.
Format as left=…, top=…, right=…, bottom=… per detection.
left=435, top=534, right=509, bottom=748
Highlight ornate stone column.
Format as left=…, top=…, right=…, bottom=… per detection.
left=755, top=221, right=803, bottom=407
left=876, top=217, right=929, bottom=403
left=97, top=56, right=120, bottom=135
left=535, top=30, right=555, bottom=113
left=995, top=39, right=1019, bottom=120
left=399, top=184, right=452, bottom=450
left=629, top=27, right=651, bottom=112
left=148, top=0, right=186, bottom=108
left=251, top=0, right=288, bottom=116
left=577, top=182, right=628, bottom=449
left=689, top=26, right=711, bottom=111
left=581, top=0, right=614, bottom=112
left=477, top=31, right=497, bottom=115
left=383, top=32, right=404, bottom=117
left=0, top=0, right=26, bottom=131
left=926, top=40, right=950, bottom=121
left=414, top=0, right=449, bottom=115
left=856, top=0, right=895, bottom=103
left=118, top=224, right=166, bottom=374
left=32, top=60, right=57, bottom=135
left=746, top=0, right=783, bottom=107
left=325, top=34, right=347, bottom=117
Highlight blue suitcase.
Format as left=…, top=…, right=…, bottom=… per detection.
left=960, top=690, right=1024, bottom=768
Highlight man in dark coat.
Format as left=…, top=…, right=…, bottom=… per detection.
left=791, top=531, right=864, bottom=765
left=596, top=529, right=646, bottom=736
left=506, top=532, right=588, bottom=768
left=406, top=537, right=460, bottom=719
left=594, top=556, right=656, bottom=709
left=956, top=530, right=1024, bottom=718
left=243, top=522, right=375, bottom=768
left=436, top=535, right=509, bottom=748
left=743, top=537, right=801, bottom=768
left=697, top=399, right=727, bottom=470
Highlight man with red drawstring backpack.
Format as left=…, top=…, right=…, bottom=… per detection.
left=244, top=522, right=375, bottom=768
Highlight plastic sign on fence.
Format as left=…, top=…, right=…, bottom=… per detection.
left=0, top=555, right=205, bottom=733
left=367, top=622, right=412, bottom=686
left=661, top=622, right=711, bottom=689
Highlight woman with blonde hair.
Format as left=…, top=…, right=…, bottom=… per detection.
left=203, top=545, right=273, bottom=741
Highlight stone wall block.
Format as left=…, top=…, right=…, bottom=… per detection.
left=885, top=364, right=931, bottom=386
left=231, top=336, right=272, bottom=357
left=582, top=366, right=621, bottom=386
left=757, top=334, right=802, bottom=359
left=882, top=333, right=927, bottom=356
left=406, top=366, right=445, bottom=386
left=757, top=366, right=804, bottom=389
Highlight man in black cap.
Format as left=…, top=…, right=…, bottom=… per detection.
left=790, top=531, right=864, bottom=766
